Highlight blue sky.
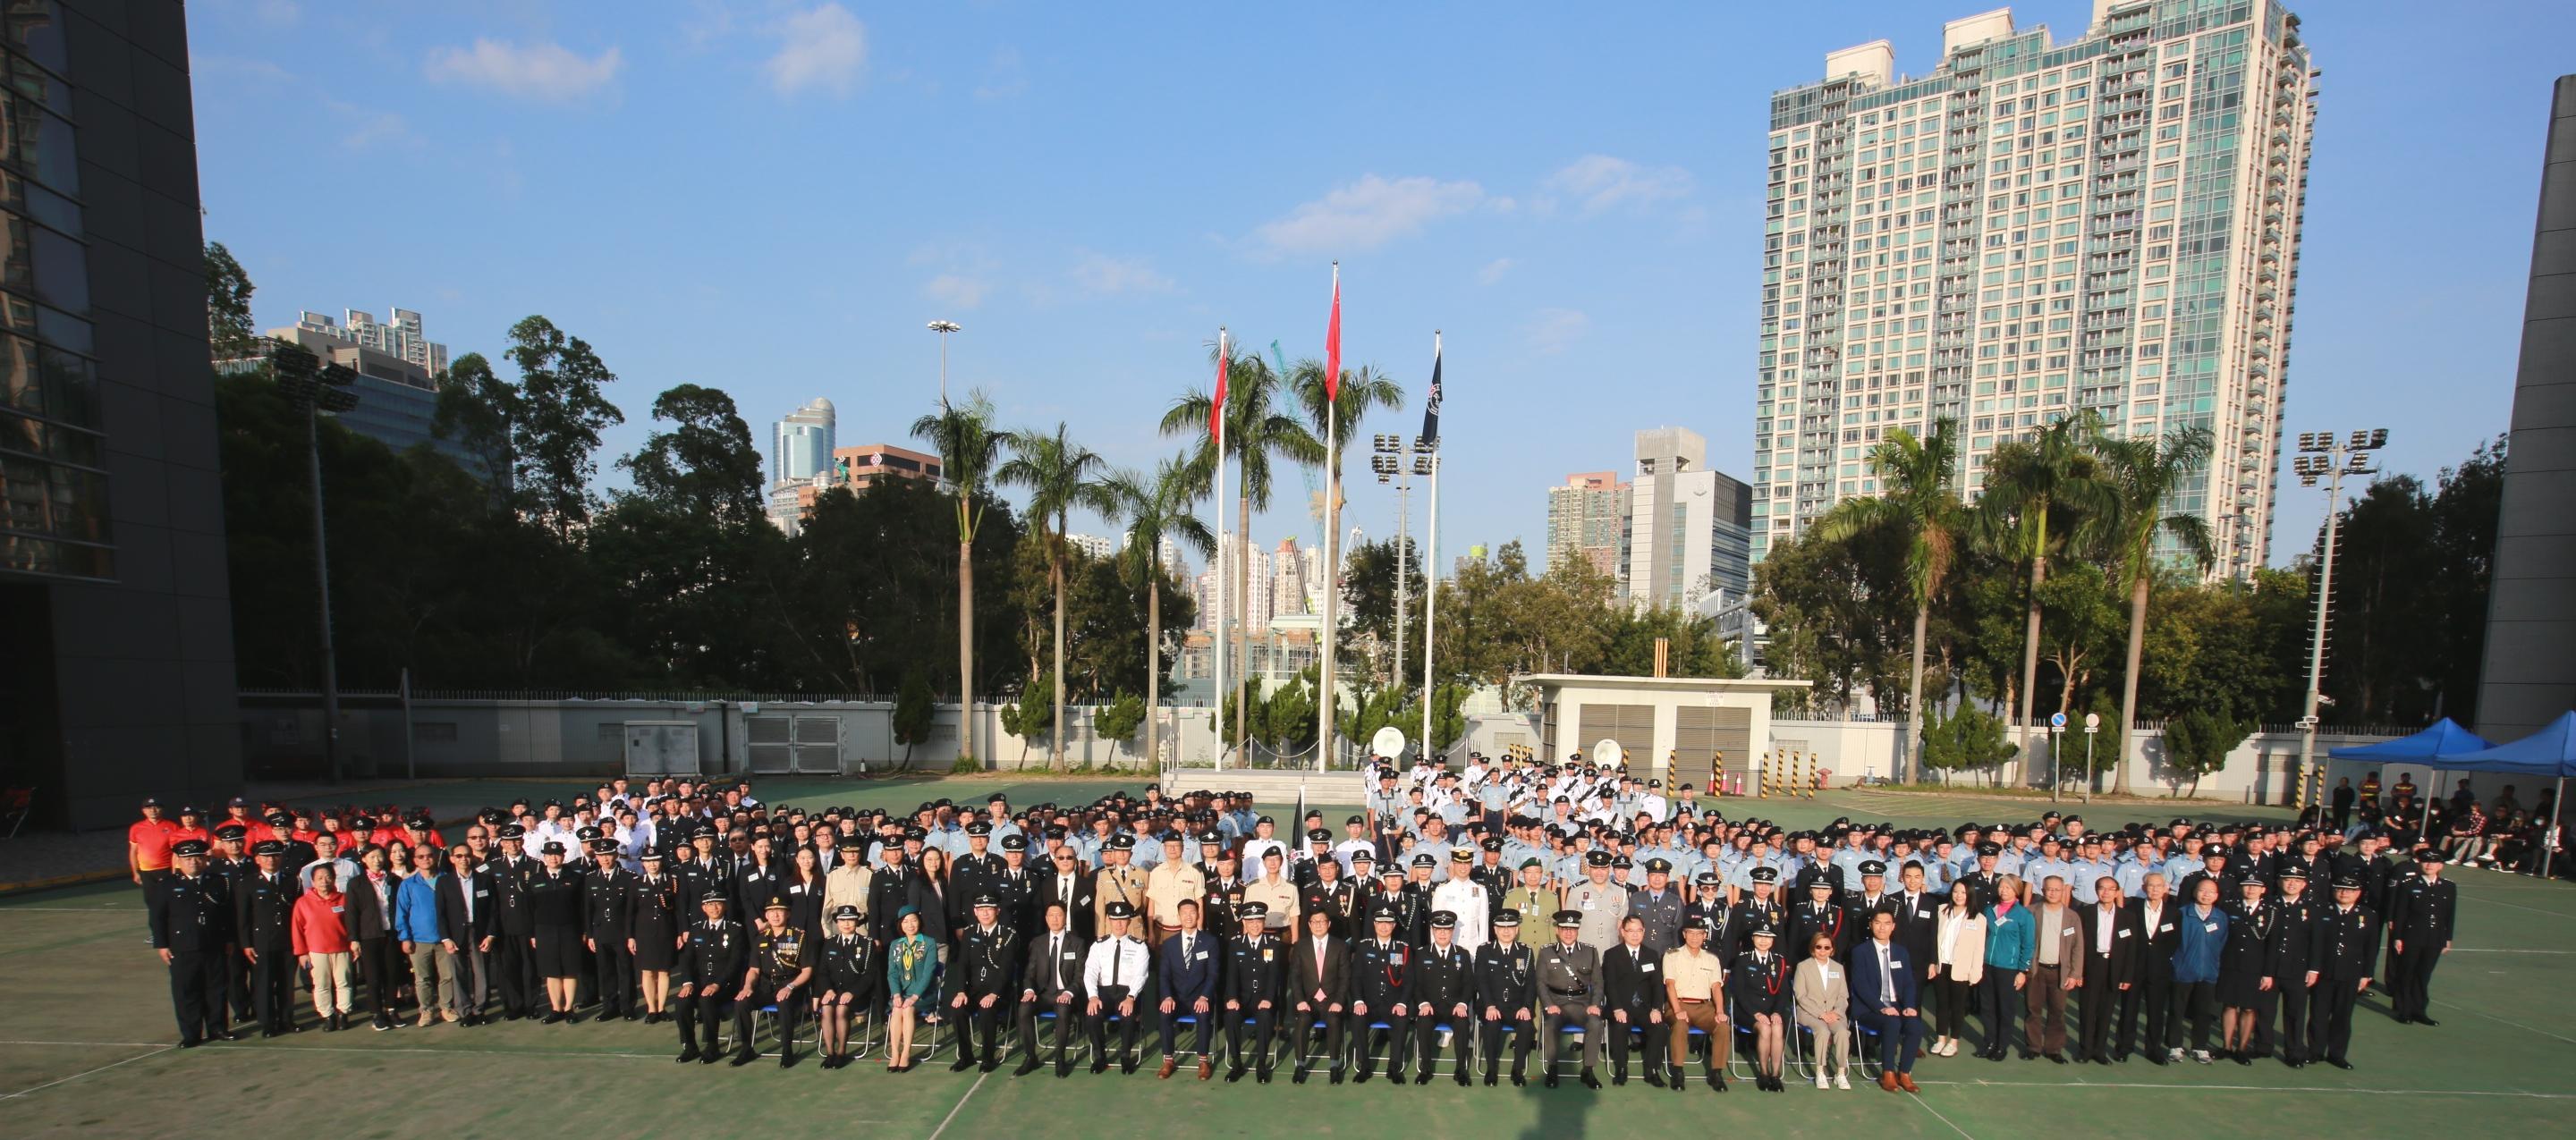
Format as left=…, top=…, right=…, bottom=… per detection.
left=191, top=1, right=2575, bottom=570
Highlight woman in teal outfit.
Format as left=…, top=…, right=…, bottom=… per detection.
left=886, top=908, right=937, bottom=1072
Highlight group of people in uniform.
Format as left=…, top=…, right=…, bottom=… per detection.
left=127, top=757, right=2463, bottom=1091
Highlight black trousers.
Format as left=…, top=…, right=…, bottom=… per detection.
left=1607, top=1010, right=1665, bottom=1075
left=493, top=931, right=535, bottom=1015
left=1976, top=970, right=2021, bottom=1052
left=354, top=937, right=399, bottom=1019
left=1479, top=1012, right=1533, bottom=1077
left=959, top=994, right=1009, bottom=1063
left=2309, top=976, right=2362, bottom=1062
left=2076, top=965, right=2121, bottom=1060
left=2390, top=942, right=2442, bottom=1020
left=1089, top=1007, right=1140, bottom=1065
left=1017, top=996, right=1080, bottom=1066
left=2122, top=966, right=2174, bottom=1055
left=249, top=944, right=297, bottom=1030
left=1931, top=975, right=1974, bottom=1038
left=1226, top=1006, right=1277, bottom=1072
left=1159, top=999, right=1216, bottom=1058
left=1292, top=1008, right=1343, bottom=1071
left=2172, top=981, right=2217, bottom=1051
left=1419, top=1014, right=1469, bottom=1075
left=736, top=991, right=800, bottom=1057
left=589, top=941, right=633, bottom=1015
left=225, top=942, right=254, bottom=1020
left=678, top=990, right=729, bottom=1051
left=2277, top=977, right=2312, bottom=1060
left=166, top=949, right=229, bottom=1043
left=1352, top=1010, right=1410, bottom=1075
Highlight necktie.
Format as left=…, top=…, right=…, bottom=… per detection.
left=1052, top=936, right=1063, bottom=987
left=1111, top=942, right=1122, bottom=989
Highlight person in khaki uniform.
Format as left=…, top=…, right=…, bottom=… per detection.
left=1538, top=909, right=1606, bottom=1088
left=1145, top=835, right=1206, bottom=948
left=1662, top=906, right=1731, bottom=1093
left=1241, top=849, right=1301, bottom=940
left=1503, top=859, right=1560, bottom=929
left=1566, top=849, right=1630, bottom=952
left=1093, top=834, right=1150, bottom=938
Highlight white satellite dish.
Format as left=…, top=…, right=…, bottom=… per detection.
left=1370, top=726, right=1407, bottom=759
left=1592, top=739, right=1624, bottom=767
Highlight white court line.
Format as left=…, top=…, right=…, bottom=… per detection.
left=1918, top=1077, right=2576, bottom=1098
left=2463, top=897, right=2576, bottom=919
left=0, top=907, right=134, bottom=913
left=0, top=1044, right=171, bottom=1100
left=1906, top=1089, right=1977, bottom=1137
left=2449, top=948, right=2576, bottom=954
left=928, top=1069, right=988, bottom=1140
left=2429, top=999, right=2576, bottom=1045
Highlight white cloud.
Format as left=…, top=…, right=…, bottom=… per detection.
left=766, top=4, right=867, bottom=97
left=925, top=274, right=987, bottom=309
left=1526, top=308, right=1590, bottom=355
left=1070, top=252, right=1174, bottom=296
left=1477, top=258, right=1515, bottom=285
left=1546, top=155, right=1694, bottom=213
left=974, top=46, right=1028, bottom=101
left=1253, top=174, right=1488, bottom=256
left=425, top=38, right=623, bottom=103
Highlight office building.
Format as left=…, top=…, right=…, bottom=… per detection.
left=1751, top=1, right=2317, bottom=579
left=292, top=307, right=447, bottom=376
left=2474, top=75, right=2576, bottom=742
left=765, top=441, right=943, bottom=536
left=1623, top=427, right=1754, bottom=610
left=1546, top=470, right=1627, bottom=577
left=0, top=1, right=242, bottom=827
left=246, top=321, right=485, bottom=474
left=772, top=397, right=835, bottom=486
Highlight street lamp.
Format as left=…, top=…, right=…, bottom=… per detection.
left=270, top=342, right=362, bottom=785
left=927, top=320, right=961, bottom=404
left=2290, top=426, right=2388, bottom=813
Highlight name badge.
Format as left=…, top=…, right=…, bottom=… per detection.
left=1196, top=950, right=1210, bottom=961
left=2158, top=924, right=2174, bottom=933
left=475, top=888, right=489, bottom=898
left=2204, top=922, right=2220, bottom=933
left=2117, top=928, right=2133, bottom=939
left=1822, top=966, right=1838, bottom=978
left=1641, top=962, right=1657, bottom=974
left=2063, top=926, right=2077, bottom=937
left=1391, top=950, right=1406, bottom=964
left=330, top=905, right=344, bottom=915
left=1582, top=896, right=1596, bottom=910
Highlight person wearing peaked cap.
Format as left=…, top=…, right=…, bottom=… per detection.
left=580, top=834, right=640, bottom=1025
left=1629, top=856, right=1685, bottom=957
left=523, top=832, right=585, bottom=1023
left=1346, top=900, right=1414, bottom=1084
left=1085, top=899, right=1153, bottom=1074
left=2386, top=841, right=2456, bottom=1027
left=730, top=891, right=812, bottom=1068
left=1473, top=908, right=1539, bottom=1085
left=1538, top=908, right=1606, bottom=1087
left=1222, top=899, right=1286, bottom=1082
left=1433, top=846, right=1491, bottom=954
left=809, top=902, right=878, bottom=1069
left=148, top=835, right=237, bottom=1047
left=2309, top=871, right=2377, bottom=1068
left=1730, top=920, right=1792, bottom=1091
left=948, top=890, right=1021, bottom=1073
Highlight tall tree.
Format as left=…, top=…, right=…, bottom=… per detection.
left=204, top=241, right=259, bottom=360
left=997, top=421, right=1114, bottom=771
left=2087, top=425, right=2214, bottom=795
left=1104, top=457, right=1216, bottom=771
left=431, top=352, right=516, bottom=491
left=502, top=316, right=625, bottom=537
left=1974, top=412, right=2109, bottom=764
left=912, top=392, right=1007, bottom=763
left=619, top=384, right=766, bottom=523
left=1814, top=418, right=1965, bottom=781
left=1159, top=350, right=1322, bottom=757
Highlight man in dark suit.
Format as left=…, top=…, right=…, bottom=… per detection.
left=2122, top=873, right=2184, bottom=1062
left=436, top=844, right=497, bottom=1025
left=1037, top=848, right=1098, bottom=943
left=1851, top=910, right=1925, bottom=1092
left=1600, top=914, right=1666, bottom=1085
left=1288, top=906, right=1352, bottom=1083
left=1890, top=861, right=1941, bottom=984
left=1013, top=901, right=1087, bottom=1077
left=2076, top=876, right=2140, bottom=1063
left=1156, top=898, right=1222, bottom=1080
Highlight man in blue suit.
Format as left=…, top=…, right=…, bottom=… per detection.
left=1156, top=898, right=1222, bottom=1080
left=1851, top=910, right=1925, bottom=1092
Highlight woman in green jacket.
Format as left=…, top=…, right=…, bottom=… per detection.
left=886, top=908, right=937, bottom=1072
left=1979, top=874, right=2036, bottom=1060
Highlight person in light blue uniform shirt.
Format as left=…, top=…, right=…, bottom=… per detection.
left=2162, top=838, right=2207, bottom=887
left=1729, top=844, right=1788, bottom=893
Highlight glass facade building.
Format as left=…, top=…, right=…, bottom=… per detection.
left=0, top=0, right=240, bottom=829
left=1750, top=1, right=2316, bottom=578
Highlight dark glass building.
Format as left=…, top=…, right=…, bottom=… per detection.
left=0, top=0, right=239, bottom=829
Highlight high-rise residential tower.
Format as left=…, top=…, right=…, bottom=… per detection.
left=1752, top=1, right=2317, bottom=579
left=1623, top=428, right=1753, bottom=611
left=1546, top=471, right=1627, bottom=577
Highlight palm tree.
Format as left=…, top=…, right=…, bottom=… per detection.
left=1815, top=418, right=1965, bottom=783
left=910, top=392, right=1005, bottom=767
left=1159, top=351, right=1322, bottom=758
left=1292, top=359, right=1403, bottom=766
left=1104, top=457, right=1217, bottom=772
left=998, top=421, right=1114, bottom=772
left=2084, top=426, right=2215, bottom=796
left=1974, top=411, right=2110, bottom=777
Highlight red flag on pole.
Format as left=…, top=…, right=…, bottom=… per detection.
left=1325, top=265, right=1342, bottom=401
left=1210, top=328, right=1230, bottom=438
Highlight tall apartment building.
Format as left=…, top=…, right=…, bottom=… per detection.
left=1270, top=536, right=1309, bottom=619
left=764, top=441, right=942, bottom=536
left=1623, top=428, right=1753, bottom=610
left=293, top=308, right=447, bottom=376
left=1192, top=534, right=1275, bottom=632
left=772, top=397, right=836, bottom=486
left=1064, top=533, right=1114, bottom=561
left=1752, top=1, right=2316, bottom=579
left=1546, top=470, right=1627, bottom=577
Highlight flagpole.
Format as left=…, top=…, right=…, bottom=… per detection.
left=1319, top=264, right=1340, bottom=775
left=1421, top=329, right=1441, bottom=766
left=1214, top=326, right=1229, bottom=770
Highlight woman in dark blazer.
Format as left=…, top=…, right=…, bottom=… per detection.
left=343, top=845, right=402, bottom=1032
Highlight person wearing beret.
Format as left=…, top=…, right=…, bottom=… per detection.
left=148, top=839, right=236, bottom=1047
left=1223, top=900, right=1286, bottom=1083
left=1473, top=908, right=1539, bottom=1086
left=813, top=904, right=881, bottom=1069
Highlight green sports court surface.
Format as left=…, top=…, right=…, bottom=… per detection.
left=5, top=777, right=2569, bottom=1138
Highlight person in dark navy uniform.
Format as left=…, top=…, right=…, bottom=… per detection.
left=525, top=840, right=584, bottom=1022
left=947, top=894, right=1021, bottom=1072
left=148, top=840, right=235, bottom=1046
left=673, top=893, right=743, bottom=1063
left=1349, top=905, right=1413, bottom=1084
left=2266, top=866, right=2321, bottom=1067
left=1725, top=866, right=1787, bottom=959
left=236, top=839, right=302, bottom=1036
left=1730, top=924, right=1792, bottom=1092
left=209, top=823, right=255, bottom=1027
left=1155, top=897, right=1222, bottom=1080
left=582, top=837, right=638, bottom=1021
left=2385, top=847, right=2455, bottom=1025
left=487, top=823, right=539, bottom=1020
left=1790, top=869, right=1851, bottom=959
left=1474, top=908, right=1538, bottom=1086
left=733, top=898, right=812, bottom=1068
left=1223, top=900, right=1286, bottom=1083
left=1411, top=909, right=1477, bottom=1085
left=813, top=904, right=880, bottom=1069
left=2307, top=874, right=2377, bottom=1068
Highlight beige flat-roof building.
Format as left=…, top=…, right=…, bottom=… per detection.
left=1518, top=674, right=1811, bottom=793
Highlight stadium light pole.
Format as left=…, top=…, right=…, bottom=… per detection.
left=270, top=342, right=363, bottom=784
left=2291, top=428, right=2388, bottom=814
left=928, top=320, right=961, bottom=404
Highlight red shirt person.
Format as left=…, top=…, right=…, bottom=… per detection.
left=129, top=799, right=178, bottom=884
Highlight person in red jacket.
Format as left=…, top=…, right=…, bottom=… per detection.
left=130, top=798, right=178, bottom=888
left=292, top=864, right=359, bottom=1031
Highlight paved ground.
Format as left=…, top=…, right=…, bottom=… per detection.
left=4, top=779, right=2567, bottom=1137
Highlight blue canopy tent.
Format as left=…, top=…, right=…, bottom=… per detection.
left=2436, top=713, right=2576, bottom=877
left=2326, top=720, right=2496, bottom=840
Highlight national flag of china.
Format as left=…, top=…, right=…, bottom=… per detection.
left=1324, top=270, right=1342, bottom=402
left=1209, top=332, right=1230, bottom=438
